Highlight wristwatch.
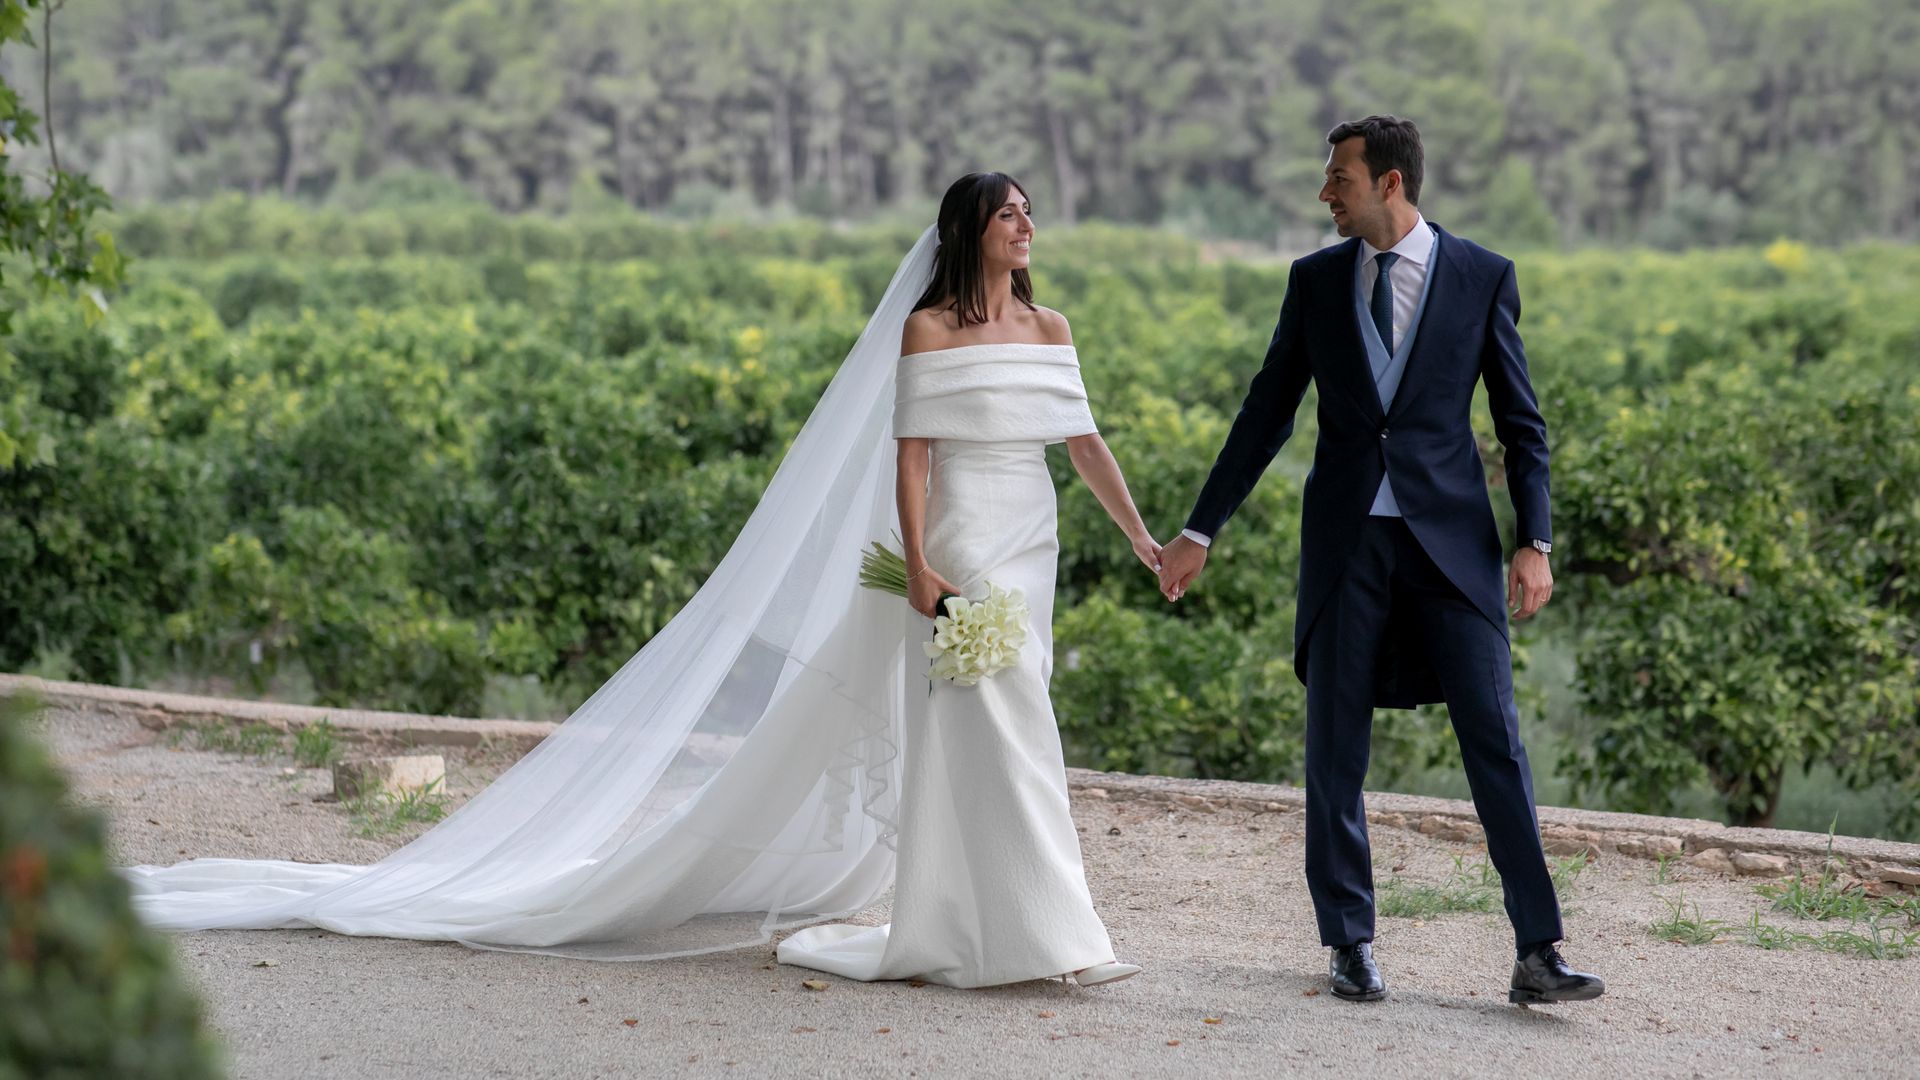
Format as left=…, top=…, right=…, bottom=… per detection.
left=1527, top=538, right=1552, bottom=556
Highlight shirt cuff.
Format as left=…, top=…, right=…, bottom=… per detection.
left=1180, top=528, right=1212, bottom=548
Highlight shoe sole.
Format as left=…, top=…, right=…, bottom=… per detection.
left=1508, top=985, right=1605, bottom=1004
left=1330, top=986, right=1387, bottom=1002
left=1073, top=969, right=1139, bottom=988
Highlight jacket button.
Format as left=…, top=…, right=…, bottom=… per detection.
left=1379, top=429, right=1389, bottom=440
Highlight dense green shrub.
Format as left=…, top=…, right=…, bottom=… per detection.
left=1557, top=371, right=1920, bottom=829
left=6, top=205, right=1920, bottom=836
left=0, top=419, right=225, bottom=678
left=0, top=693, right=223, bottom=1078
left=169, top=508, right=489, bottom=716
left=1055, top=591, right=1304, bottom=780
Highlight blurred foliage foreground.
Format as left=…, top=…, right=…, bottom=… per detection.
left=2, top=199, right=1917, bottom=839
left=0, top=694, right=222, bottom=1078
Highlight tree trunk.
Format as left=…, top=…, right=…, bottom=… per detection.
left=261, top=4, right=309, bottom=197
left=771, top=87, right=795, bottom=205
left=1046, top=102, right=1078, bottom=226
left=1726, top=764, right=1784, bottom=829
left=888, top=84, right=921, bottom=205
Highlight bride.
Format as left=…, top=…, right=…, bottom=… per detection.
left=125, top=172, right=1157, bottom=990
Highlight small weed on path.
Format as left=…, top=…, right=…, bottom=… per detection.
left=1379, top=851, right=1591, bottom=921
left=1650, top=895, right=1727, bottom=945
left=180, top=722, right=284, bottom=759
left=346, top=779, right=450, bottom=838
left=1549, top=851, right=1590, bottom=890
left=1651, top=853, right=1678, bottom=885
left=1379, top=855, right=1499, bottom=919
left=1650, top=882, right=1919, bottom=960
left=293, top=720, right=343, bottom=768
left=1815, top=919, right=1920, bottom=960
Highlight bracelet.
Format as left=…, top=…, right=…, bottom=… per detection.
left=906, top=565, right=931, bottom=583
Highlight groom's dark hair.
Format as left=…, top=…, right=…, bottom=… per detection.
left=1327, top=115, right=1424, bottom=205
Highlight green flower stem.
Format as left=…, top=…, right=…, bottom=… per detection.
left=858, top=540, right=911, bottom=598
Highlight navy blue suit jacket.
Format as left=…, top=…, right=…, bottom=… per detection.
left=1185, top=225, right=1551, bottom=707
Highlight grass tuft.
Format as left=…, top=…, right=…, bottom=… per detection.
left=292, top=720, right=343, bottom=768
left=1741, top=911, right=1807, bottom=951
left=1651, top=880, right=1920, bottom=960
left=1814, top=919, right=1919, bottom=960
left=345, top=778, right=451, bottom=838
left=1651, top=852, right=1679, bottom=885
left=1760, top=872, right=1875, bottom=922
left=1379, top=851, right=1594, bottom=921
left=1649, top=895, right=1728, bottom=945
left=1883, top=893, right=1920, bottom=925
left=1378, top=855, right=1500, bottom=919
left=1550, top=851, right=1591, bottom=893
left=189, top=721, right=284, bottom=759
left=1752, top=819, right=1917, bottom=936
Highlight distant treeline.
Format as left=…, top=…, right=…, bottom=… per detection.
left=7, top=0, right=1916, bottom=246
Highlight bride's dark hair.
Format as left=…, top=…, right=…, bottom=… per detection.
left=913, top=172, right=1036, bottom=326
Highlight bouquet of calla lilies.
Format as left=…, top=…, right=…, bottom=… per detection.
left=859, top=538, right=1029, bottom=686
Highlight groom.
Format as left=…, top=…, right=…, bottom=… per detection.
left=1156, top=116, right=1603, bottom=1005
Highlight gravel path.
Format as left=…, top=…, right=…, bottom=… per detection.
left=36, top=704, right=1918, bottom=1080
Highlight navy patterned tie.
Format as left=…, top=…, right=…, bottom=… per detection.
left=1371, top=251, right=1399, bottom=353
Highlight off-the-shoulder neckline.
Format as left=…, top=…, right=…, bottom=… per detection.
left=900, top=342, right=1077, bottom=361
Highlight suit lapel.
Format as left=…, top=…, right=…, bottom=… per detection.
left=1385, top=225, right=1467, bottom=425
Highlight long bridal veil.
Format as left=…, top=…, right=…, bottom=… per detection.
left=124, top=227, right=939, bottom=960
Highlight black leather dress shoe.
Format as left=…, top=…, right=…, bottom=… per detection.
left=1329, top=942, right=1386, bottom=1002
left=1509, top=943, right=1605, bottom=1004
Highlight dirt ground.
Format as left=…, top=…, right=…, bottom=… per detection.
left=38, top=703, right=1920, bottom=1080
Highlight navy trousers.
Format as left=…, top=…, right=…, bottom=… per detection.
left=1303, top=515, right=1563, bottom=949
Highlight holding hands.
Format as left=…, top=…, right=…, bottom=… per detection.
left=1131, top=533, right=1164, bottom=577
left=1156, top=534, right=1207, bottom=602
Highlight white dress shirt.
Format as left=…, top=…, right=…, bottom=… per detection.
left=1182, top=214, right=1431, bottom=549
left=1359, top=212, right=1433, bottom=360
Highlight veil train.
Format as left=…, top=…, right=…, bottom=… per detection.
left=123, top=227, right=940, bottom=961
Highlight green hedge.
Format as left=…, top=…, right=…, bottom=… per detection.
left=3, top=210, right=1917, bottom=834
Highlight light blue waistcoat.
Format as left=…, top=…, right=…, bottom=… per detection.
left=1351, top=225, right=1442, bottom=516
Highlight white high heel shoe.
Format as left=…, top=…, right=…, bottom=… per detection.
left=1065, top=961, right=1142, bottom=987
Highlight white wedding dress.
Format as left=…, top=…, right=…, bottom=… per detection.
left=778, top=343, right=1117, bottom=987
left=120, top=227, right=1118, bottom=987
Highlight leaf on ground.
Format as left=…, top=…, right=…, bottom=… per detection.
left=252, top=960, right=277, bottom=967
left=801, top=979, right=829, bottom=991
left=875, top=1027, right=891, bottom=1034
left=907, top=979, right=928, bottom=988
left=1203, top=1017, right=1222, bottom=1024
left=622, top=1019, right=638, bottom=1027
left=1167, top=1039, right=1182, bottom=1046
left=578, top=997, right=589, bottom=1004
left=1037, top=1010, right=1056, bottom=1019
left=790, top=1026, right=817, bottom=1034
left=1301, top=988, right=1320, bottom=997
